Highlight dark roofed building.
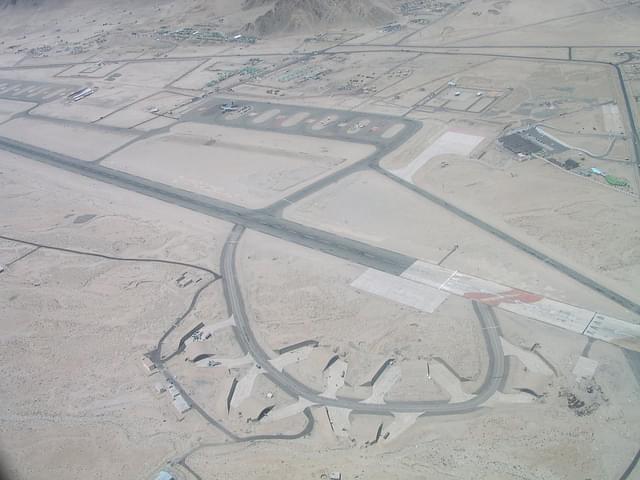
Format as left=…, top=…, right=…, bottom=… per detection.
left=499, top=133, right=542, bottom=155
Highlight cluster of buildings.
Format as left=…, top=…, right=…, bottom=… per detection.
left=157, top=26, right=256, bottom=44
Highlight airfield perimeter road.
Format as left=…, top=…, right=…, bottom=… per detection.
left=221, top=224, right=505, bottom=415
left=0, top=138, right=504, bottom=414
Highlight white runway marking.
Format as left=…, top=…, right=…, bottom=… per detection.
left=362, top=365, right=401, bottom=404
left=326, top=406, right=351, bottom=437
left=500, top=338, right=554, bottom=376
left=197, top=353, right=253, bottom=368
left=281, top=111, right=310, bottom=127
left=351, top=268, right=449, bottom=313
left=602, top=103, right=624, bottom=134
left=311, top=114, right=339, bottom=131
left=200, top=316, right=235, bottom=336
left=270, top=345, right=314, bottom=372
left=185, top=316, right=236, bottom=347
left=384, top=412, right=422, bottom=441
left=320, top=358, right=347, bottom=399
left=429, top=361, right=473, bottom=403
left=584, top=314, right=640, bottom=351
left=381, top=123, right=405, bottom=139
left=572, top=356, right=598, bottom=380
left=253, top=108, right=280, bottom=124
left=264, top=397, right=314, bottom=422
left=390, top=131, right=485, bottom=182
left=402, top=260, right=640, bottom=350
left=230, top=365, right=263, bottom=408
left=486, top=391, right=536, bottom=405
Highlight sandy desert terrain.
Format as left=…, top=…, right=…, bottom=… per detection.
left=0, top=1, right=639, bottom=479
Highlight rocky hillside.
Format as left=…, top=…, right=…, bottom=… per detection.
left=0, top=0, right=400, bottom=37
left=243, top=0, right=398, bottom=36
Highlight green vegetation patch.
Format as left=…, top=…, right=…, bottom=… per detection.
left=604, top=175, right=629, bottom=187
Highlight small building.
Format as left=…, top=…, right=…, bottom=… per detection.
left=141, top=356, right=156, bottom=373
left=172, top=394, right=191, bottom=414
left=499, top=133, right=542, bottom=155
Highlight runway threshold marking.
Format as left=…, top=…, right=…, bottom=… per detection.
left=402, top=260, right=640, bottom=352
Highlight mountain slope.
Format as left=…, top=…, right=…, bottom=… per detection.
left=243, top=0, right=397, bottom=36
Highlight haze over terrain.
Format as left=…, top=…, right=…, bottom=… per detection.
left=0, top=0, right=401, bottom=34
left=0, top=0, right=639, bottom=479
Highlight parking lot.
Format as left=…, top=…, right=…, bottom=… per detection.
left=184, top=97, right=418, bottom=148
left=0, top=79, right=78, bottom=103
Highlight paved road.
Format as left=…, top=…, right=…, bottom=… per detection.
left=3, top=135, right=638, bottom=319
left=0, top=136, right=414, bottom=273
left=3, top=39, right=638, bottom=478
left=0, top=78, right=79, bottom=103
left=183, top=96, right=422, bottom=215
left=614, top=55, right=640, bottom=195
left=0, top=138, right=504, bottom=417
left=5, top=124, right=640, bottom=318
left=221, top=225, right=505, bottom=415
left=0, top=233, right=220, bottom=277
left=372, top=165, right=640, bottom=316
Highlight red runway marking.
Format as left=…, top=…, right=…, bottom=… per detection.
left=464, top=289, right=544, bottom=306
